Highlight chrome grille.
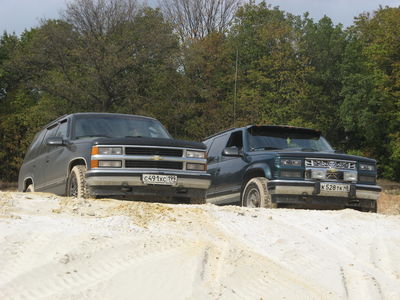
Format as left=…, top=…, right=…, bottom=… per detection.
left=125, top=147, right=183, bottom=157
left=125, top=160, right=183, bottom=170
left=305, top=159, right=356, bottom=170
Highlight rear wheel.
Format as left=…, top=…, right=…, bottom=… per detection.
left=67, top=165, right=89, bottom=198
left=242, top=177, right=277, bottom=208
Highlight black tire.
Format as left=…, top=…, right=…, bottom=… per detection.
left=241, top=177, right=277, bottom=208
left=67, top=165, right=89, bottom=198
left=26, top=184, right=34, bottom=192
left=371, top=201, right=378, bottom=213
left=190, top=198, right=206, bottom=204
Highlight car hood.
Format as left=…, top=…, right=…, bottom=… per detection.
left=250, top=150, right=376, bottom=164
left=91, top=137, right=206, bottom=150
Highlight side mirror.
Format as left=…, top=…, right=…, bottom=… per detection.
left=222, top=146, right=242, bottom=157
left=46, top=136, right=65, bottom=146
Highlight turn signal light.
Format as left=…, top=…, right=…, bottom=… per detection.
left=91, top=160, right=99, bottom=168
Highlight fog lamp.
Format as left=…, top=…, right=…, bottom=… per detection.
left=186, top=163, right=206, bottom=171
left=98, top=160, right=122, bottom=168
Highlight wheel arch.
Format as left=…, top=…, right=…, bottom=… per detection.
left=23, top=177, right=34, bottom=192
left=67, top=157, right=87, bottom=176
left=241, top=163, right=272, bottom=197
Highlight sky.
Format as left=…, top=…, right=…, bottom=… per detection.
left=0, top=0, right=399, bottom=35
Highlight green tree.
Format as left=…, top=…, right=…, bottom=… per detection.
left=340, top=7, right=400, bottom=179
left=229, top=2, right=313, bottom=127
left=298, top=16, right=348, bottom=144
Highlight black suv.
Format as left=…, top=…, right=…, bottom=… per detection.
left=18, top=113, right=210, bottom=203
left=203, top=125, right=381, bottom=212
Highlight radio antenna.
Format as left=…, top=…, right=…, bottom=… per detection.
left=233, top=49, right=238, bottom=127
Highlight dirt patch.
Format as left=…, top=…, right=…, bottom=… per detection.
left=52, top=195, right=206, bottom=228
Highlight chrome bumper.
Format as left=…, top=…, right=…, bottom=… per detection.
left=85, top=170, right=211, bottom=190
left=268, top=180, right=381, bottom=200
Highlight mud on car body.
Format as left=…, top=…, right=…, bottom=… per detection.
left=203, top=125, right=381, bottom=212
left=18, top=113, right=210, bottom=203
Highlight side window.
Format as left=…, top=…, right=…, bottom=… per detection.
left=226, top=131, right=243, bottom=149
left=208, top=134, right=229, bottom=162
left=56, top=120, right=68, bottom=138
left=41, top=124, right=59, bottom=154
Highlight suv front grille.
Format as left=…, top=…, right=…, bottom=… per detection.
left=125, top=147, right=183, bottom=157
left=305, top=159, right=356, bottom=170
left=125, top=160, right=183, bottom=170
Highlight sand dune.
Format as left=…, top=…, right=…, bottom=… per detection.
left=0, top=191, right=399, bottom=300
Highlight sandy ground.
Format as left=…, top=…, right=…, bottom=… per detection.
left=0, top=192, right=400, bottom=300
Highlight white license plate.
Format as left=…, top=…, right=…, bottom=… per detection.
left=321, top=183, right=350, bottom=192
left=142, top=174, right=178, bottom=186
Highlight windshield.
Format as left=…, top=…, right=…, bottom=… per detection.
left=248, top=127, right=333, bottom=152
left=73, top=116, right=171, bottom=139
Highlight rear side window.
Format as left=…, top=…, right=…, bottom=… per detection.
left=25, top=130, right=46, bottom=161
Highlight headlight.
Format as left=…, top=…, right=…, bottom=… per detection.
left=359, top=163, right=375, bottom=171
left=186, top=150, right=206, bottom=159
left=344, top=171, right=357, bottom=182
left=186, top=163, right=206, bottom=171
left=311, top=169, right=326, bottom=180
left=92, top=146, right=123, bottom=155
left=280, top=159, right=302, bottom=167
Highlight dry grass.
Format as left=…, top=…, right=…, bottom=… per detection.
left=0, top=182, right=17, bottom=191
left=378, top=192, right=400, bottom=215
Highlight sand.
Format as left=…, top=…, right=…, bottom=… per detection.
left=0, top=191, right=400, bottom=300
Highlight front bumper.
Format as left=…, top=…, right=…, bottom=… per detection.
left=268, top=180, right=381, bottom=209
left=85, top=170, right=211, bottom=199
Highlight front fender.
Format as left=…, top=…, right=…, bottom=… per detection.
left=243, top=162, right=273, bottom=181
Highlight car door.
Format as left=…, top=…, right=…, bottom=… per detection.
left=205, top=133, right=230, bottom=202
left=43, top=119, right=70, bottom=194
left=215, top=130, right=247, bottom=203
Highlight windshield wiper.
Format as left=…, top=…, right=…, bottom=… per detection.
left=75, top=135, right=111, bottom=139
left=251, top=146, right=281, bottom=151
left=282, top=147, right=318, bottom=152
left=125, top=135, right=144, bottom=138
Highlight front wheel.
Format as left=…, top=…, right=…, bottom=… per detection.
left=67, top=165, right=89, bottom=198
left=242, top=177, right=277, bottom=208
left=26, top=184, right=34, bottom=192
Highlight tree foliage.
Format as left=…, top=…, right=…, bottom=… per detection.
left=161, top=0, right=241, bottom=40
left=1, top=0, right=400, bottom=181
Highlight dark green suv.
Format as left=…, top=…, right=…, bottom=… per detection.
left=203, top=125, right=381, bottom=212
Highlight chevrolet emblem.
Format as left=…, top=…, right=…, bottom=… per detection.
left=328, top=168, right=337, bottom=172
left=152, top=155, right=162, bottom=161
